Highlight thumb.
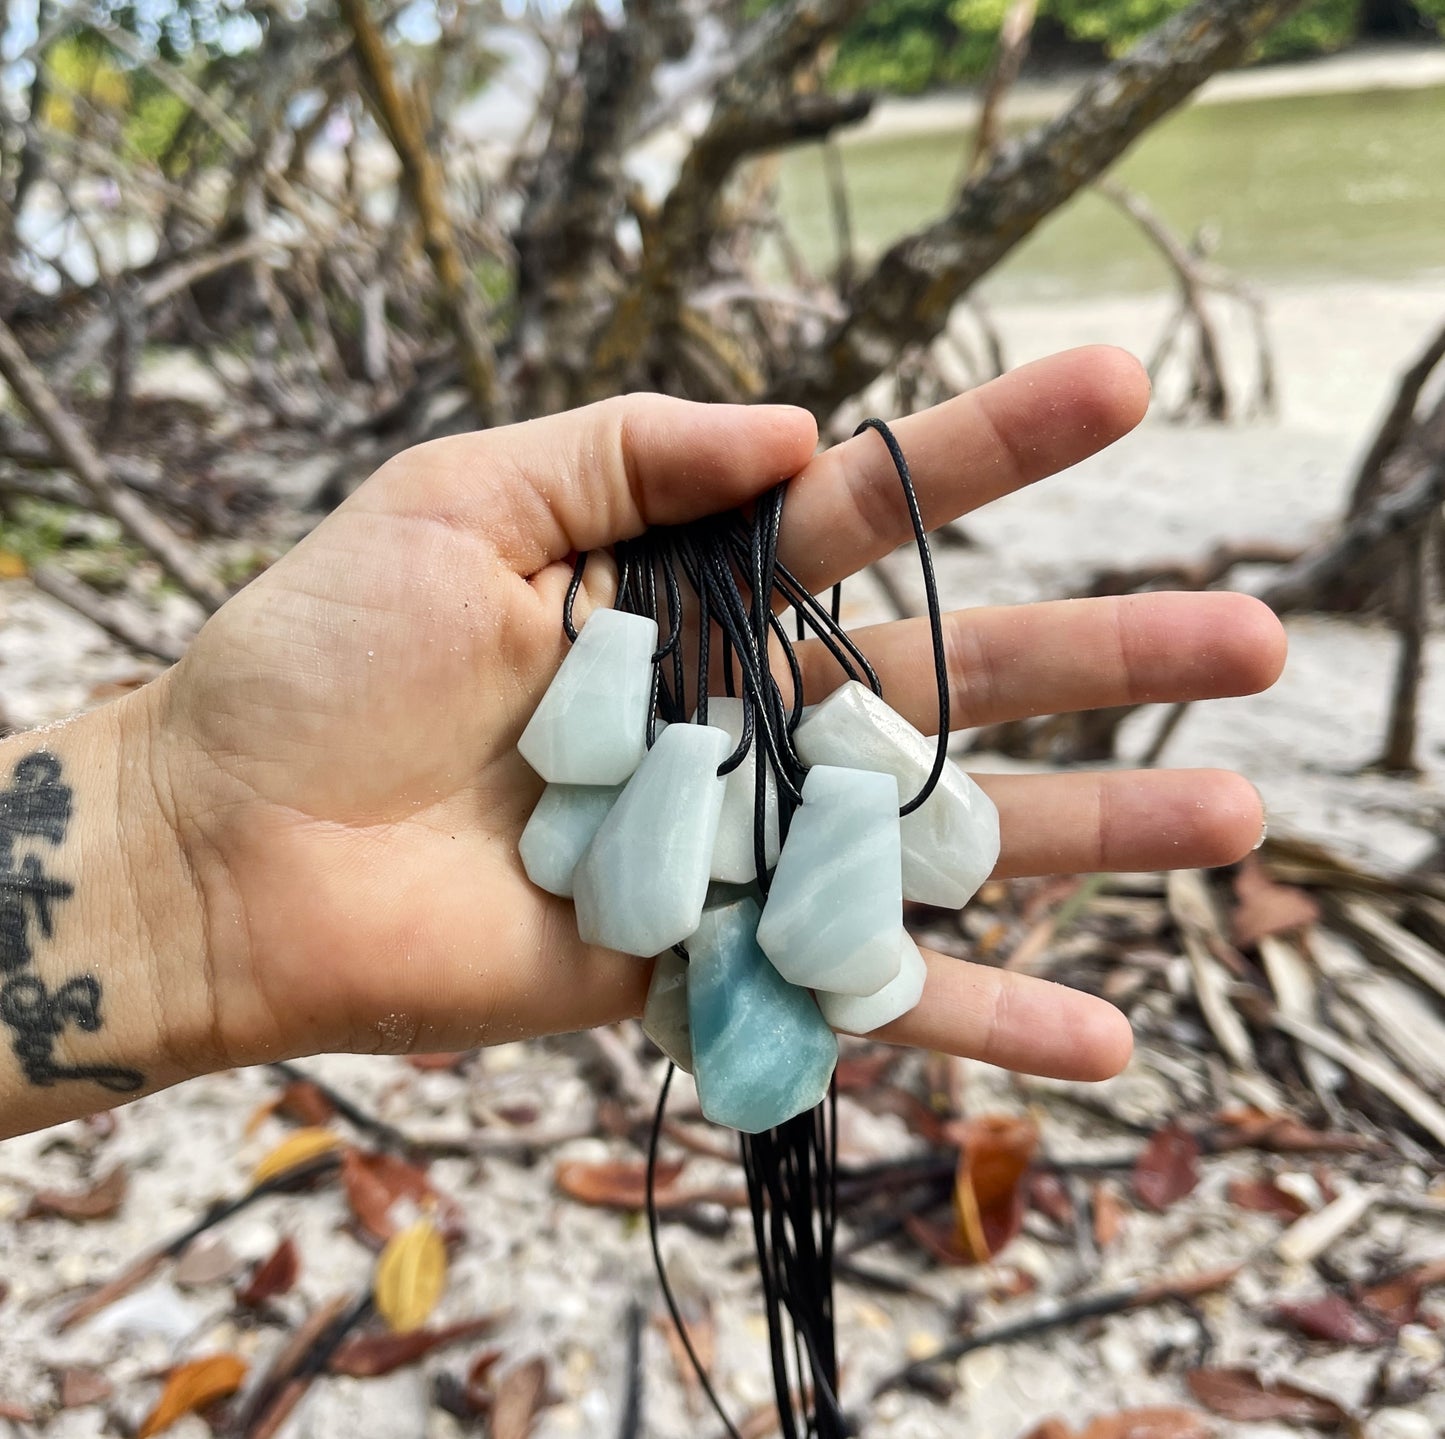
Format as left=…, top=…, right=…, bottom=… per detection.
left=373, top=394, right=819, bottom=573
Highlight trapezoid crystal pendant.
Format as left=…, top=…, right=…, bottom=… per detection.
left=571, top=722, right=731, bottom=957
left=795, top=680, right=1000, bottom=909
left=699, top=696, right=781, bottom=884
left=519, top=782, right=624, bottom=898
left=755, top=763, right=904, bottom=996
left=817, top=931, right=928, bottom=1036
left=688, top=895, right=837, bottom=1134
left=517, top=608, right=658, bottom=785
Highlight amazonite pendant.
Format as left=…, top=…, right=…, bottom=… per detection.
left=519, top=782, right=624, bottom=898
left=688, top=896, right=837, bottom=1133
left=517, top=609, right=658, bottom=784
left=642, top=949, right=693, bottom=1072
left=817, top=932, right=928, bottom=1035
left=572, top=723, right=731, bottom=956
left=699, top=697, right=781, bottom=884
left=756, top=764, right=904, bottom=996
left=795, top=681, right=999, bottom=909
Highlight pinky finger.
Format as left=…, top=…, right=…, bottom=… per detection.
left=874, top=948, right=1134, bottom=1082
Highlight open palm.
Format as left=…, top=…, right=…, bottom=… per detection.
left=149, top=347, right=1283, bottom=1082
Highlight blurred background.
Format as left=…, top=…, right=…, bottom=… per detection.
left=1, top=3, right=1443, bottom=1437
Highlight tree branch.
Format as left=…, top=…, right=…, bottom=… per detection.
left=768, top=0, right=1310, bottom=416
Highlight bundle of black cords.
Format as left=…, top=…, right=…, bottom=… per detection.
left=560, top=419, right=952, bottom=1438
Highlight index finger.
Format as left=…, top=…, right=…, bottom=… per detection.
left=777, top=346, right=1150, bottom=592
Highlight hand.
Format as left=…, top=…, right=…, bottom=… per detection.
left=141, top=347, right=1284, bottom=1084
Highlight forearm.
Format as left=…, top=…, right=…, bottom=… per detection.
left=0, top=695, right=210, bottom=1140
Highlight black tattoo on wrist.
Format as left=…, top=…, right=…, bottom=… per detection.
left=0, top=752, right=143, bottom=1092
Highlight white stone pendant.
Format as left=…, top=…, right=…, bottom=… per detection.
left=817, top=932, right=928, bottom=1035
left=687, top=896, right=837, bottom=1133
left=697, top=697, right=781, bottom=884
left=519, top=782, right=624, bottom=898
left=642, top=949, right=693, bottom=1072
left=795, top=681, right=1000, bottom=909
left=517, top=608, right=658, bottom=785
left=572, top=723, right=731, bottom=957
left=756, top=764, right=904, bottom=996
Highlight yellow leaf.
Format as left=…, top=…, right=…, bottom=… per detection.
left=375, top=1217, right=447, bottom=1334
left=0, top=551, right=27, bottom=579
left=138, top=1354, right=247, bottom=1438
left=252, top=1127, right=341, bottom=1184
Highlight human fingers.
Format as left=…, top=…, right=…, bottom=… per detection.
left=776, top=346, right=1150, bottom=592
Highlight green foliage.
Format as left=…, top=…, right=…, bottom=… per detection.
left=833, top=0, right=1437, bottom=91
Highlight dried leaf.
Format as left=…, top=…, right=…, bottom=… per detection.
left=237, top=1236, right=299, bottom=1307
left=1225, top=1175, right=1308, bottom=1222
left=174, top=1236, right=241, bottom=1288
left=1023, top=1411, right=1213, bottom=1439
left=0, top=550, right=29, bottom=579
left=1093, top=1181, right=1128, bottom=1248
left=138, top=1354, right=247, bottom=1437
left=342, top=1148, right=462, bottom=1243
left=253, top=1127, right=341, bottom=1185
left=951, top=1115, right=1039, bottom=1263
left=834, top=1047, right=897, bottom=1093
left=555, top=1157, right=684, bottom=1210
left=328, top=1314, right=500, bottom=1377
left=1230, top=858, right=1320, bottom=948
left=1210, top=1106, right=1371, bottom=1154
left=491, top=1356, right=549, bottom=1439
left=56, top=1248, right=169, bottom=1330
left=374, top=1217, right=447, bottom=1334
left=1273, top=1295, right=1387, bottom=1346
left=1028, top=1172, right=1075, bottom=1227
left=25, top=1164, right=127, bottom=1221
left=0, top=1401, right=35, bottom=1422
left=274, top=1081, right=336, bottom=1127
left=903, top=1211, right=971, bottom=1266
left=1185, top=1367, right=1347, bottom=1424
left=1132, top=1123, right=1200, bottom=1212
left=1358, top=1257, right=1445, bottom=1329
left=57, top=1367, right=113, bottom=1408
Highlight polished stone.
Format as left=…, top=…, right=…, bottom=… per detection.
left=818, top=932, right=928, bottom=1035
left=756, top=764, right=904, bottom=996
left=572, top=723, right=731, bottom=956
left=795, top=681, right=1000, bottom=909
left=687, top=896, right=837, bottom=1133
left=642, top=949, right=693, bottom=1072
left=518, top=782, right=624, bottom=898
left=696, top=697, right=781, bottom=884
left=517, top=608, right=658, bottom=785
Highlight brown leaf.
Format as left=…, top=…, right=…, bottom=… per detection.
left=374, top=1217, right=447, bottom=1333
left=274, top=1081, right=336, bottom=1127
left=1273, top=1295, right=1387, bottom=1346
left=1210, top=1106, right=1371, bottom=1154
left=1080, top=1410, right=1214, bottom=1439
left=342, top=1149, right=462, bottom=1243
left=833, top=1047, right=898, bottom=1093
left=327, top=1314, right=500, bottom=1377
left=903, top=1211, right=972, bottom=1265
left=1185, top=1368, right=1347, bottom=1424
left=1132, top=1123, right=1200, bottom=1212
left=555, top=1157, right=685, bottom=1210
left=237, top=1237, right=299, bottom=1308
left=1028, top=1171, right=1074, bottom=1227
left=138, top=1354, right=248, bottom=1437
left=1020, top=1423, right=1073, bottom=1439
left=25, top=1164, right=127, bottom=1221
left=1230, top=858, right=1320, bottom=948
left=0, top=1401, right=35, bottom=1422
left=57, top=1367, right=113, bottom=1408
left=1093, top=1181, right=1128, bottom=1248
left=491, top=1357, right=549, bottom=1439
left=174, top=1236, right=242, bottom=1288
left=951, top=1115, right=1039, bottom=1263
left=1358, top=1257, right=1445, bottom=1330
left=56, top=1249, right=168, bottom=1331
left=1225, top=1175, right=1308, bottom=1222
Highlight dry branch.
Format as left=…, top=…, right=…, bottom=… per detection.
left=768, top=0, right=1310, bottom=417
left=0, top=317, right=227, bottom=611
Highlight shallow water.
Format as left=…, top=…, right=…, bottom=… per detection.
left=779, top=83, right=1445, bottom=301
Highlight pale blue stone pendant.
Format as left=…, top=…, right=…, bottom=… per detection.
left=517, top=609, right=658, bottom=784
left=572, top=723, right=731, bottom=956
left=795, top=681, right=1000, bottom=909
left=687, top=896, right=837, bottom=1133
left=519, top=782, right=624, bottom=898
left=699, top=697, right=780, bottom=884
left=817, top=932, right=928, bottom=1035
left=642, top=949, right=693, bottom=1072
left=756, top=764, right=904, bottom=996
